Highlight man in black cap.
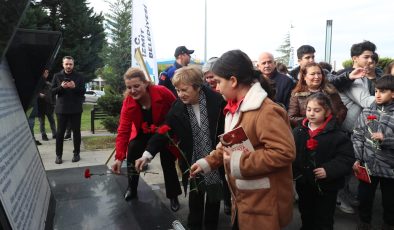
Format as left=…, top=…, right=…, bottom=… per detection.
left=159, top=46, right=194, bottom=96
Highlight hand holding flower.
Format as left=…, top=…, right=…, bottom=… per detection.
left=135, top=155, right=151, bottom=173
left=371, top=132, right=384, bottom=141
left=313, top=167, right=327, bottom=179
left=190, top=163, right=202, bottom=178
left=111, top=159, right=122, bottom=174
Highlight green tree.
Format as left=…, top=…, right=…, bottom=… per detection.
left=19, top=2, right=50, bottom=30
left=101, top=0, right=132, bottom=94
left=96, top=0, right=132, bottom=133
left=342, top=57, right=394, bottom=71
left=276, top=33, right=291, bottom=65
left=27, top=0, right=106, bottom=82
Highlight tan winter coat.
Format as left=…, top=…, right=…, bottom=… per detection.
left=197, top=83, right=296, bottom=230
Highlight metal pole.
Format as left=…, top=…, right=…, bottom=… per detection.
left=324, top=20, right=333, bottom=63
left=204, top=0, right=207, bottom=62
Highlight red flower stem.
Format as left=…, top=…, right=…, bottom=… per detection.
left=166, top=133, right=199, bottom=192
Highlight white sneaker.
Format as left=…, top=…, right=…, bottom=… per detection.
left=336, top=197, right=355, bottom=214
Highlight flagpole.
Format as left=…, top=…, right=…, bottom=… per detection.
left=131, top=0, right=133, bottom=68
left=204, top=0, right=207, bottom=63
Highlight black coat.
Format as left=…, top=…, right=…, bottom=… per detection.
left=51, top=70, right=85, bottom=114
left=146, top=85, right=225, bottom=189
left=292, top=118, right=355, bottom=191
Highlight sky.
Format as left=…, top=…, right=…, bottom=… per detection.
left=88, top=0, right=394, bottom=70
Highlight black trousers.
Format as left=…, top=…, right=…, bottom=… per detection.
left=296, top=182, right=338, bottom=230
left=358, top=176, right=394, bottom=225
left=187, top=188, right=221, bottom=230
left=56, top=113, right=81, bottom=156
left=126, top=135, right=182, bottom=199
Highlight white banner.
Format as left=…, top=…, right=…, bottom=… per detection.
left=131, top=0, right=158, bottom=84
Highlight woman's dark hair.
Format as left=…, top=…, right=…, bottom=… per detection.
left=276, top=62, right=289, bottom=75
left=256, top=70, right=276, bottom=100
left=211, top=49, right=255, bottom=86
left=305, top=92, right=333, bottom=113
left=375, top=75, right=394, bottom=91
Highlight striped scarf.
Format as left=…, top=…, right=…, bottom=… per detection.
left=186, top=90, right=222, bottom=186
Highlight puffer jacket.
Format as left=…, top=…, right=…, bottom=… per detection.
left=352, top=102, right=394, bottom=178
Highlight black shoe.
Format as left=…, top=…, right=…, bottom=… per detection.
left=170, top=197, right=180, bottom=212
left=35, top=140, right=42, bottom=145
left=42, top=134, right=49, bottom=141
left=64, top=133, right=72, bottom=140
left=224, top=203, right=231, bottom=215
left=72, top=154, right=80, bottom=162
left=124, top=188, right=137, bottom=201
left=55, top=156, right=62, bottom=164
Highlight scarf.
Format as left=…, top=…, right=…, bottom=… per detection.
left=186, top=91, right=222, bottom=187
left=223, top=98, right=244, bottom=115
left=302, top=114, right=333, bottom=151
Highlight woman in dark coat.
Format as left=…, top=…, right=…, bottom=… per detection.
left=136, top=66, right=228, bottom=230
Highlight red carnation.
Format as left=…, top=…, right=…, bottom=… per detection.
left=306, top=138, right=318, bottom=151
left=84, top=168, right=91, bottom=179
left=367, top=115, right=377, bottom=120
left=157, top=124, right=171, bottom=135
left=141, top=122, right=150, bottom=134
left=150, top=124, right=157, bottom=133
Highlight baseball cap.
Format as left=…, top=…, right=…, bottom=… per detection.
left=174, top=46, right=194, bottom=57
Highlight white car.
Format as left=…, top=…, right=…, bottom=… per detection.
left=84, top=90, right=105, bottom=103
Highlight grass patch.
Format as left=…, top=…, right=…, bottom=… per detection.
left=32, top=104, right=107, bottom=133
left=82, top=136, right=116, bottom=150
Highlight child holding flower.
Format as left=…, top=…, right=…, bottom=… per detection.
left=352, top=75, right=394, bottom=230
left=292, top=92, right=354, bottom=230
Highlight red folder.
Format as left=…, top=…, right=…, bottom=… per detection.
left=355, top=164, right=371, bottom=184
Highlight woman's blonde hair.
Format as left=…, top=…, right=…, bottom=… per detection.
left=123, top=67, right=149, bottom=82
left=172, top=65, right=204, bottom=89
left=123, top=67, right=151, bottom=97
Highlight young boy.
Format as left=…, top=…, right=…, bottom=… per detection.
left=352, top=75, right=394, bottom=230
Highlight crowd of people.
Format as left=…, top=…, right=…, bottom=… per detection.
left=31, top=41, right=393, bottom=230
left=110, top=42, right=394, bottom=230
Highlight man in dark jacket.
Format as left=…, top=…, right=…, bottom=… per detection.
left=257, top=52, right=294, bottom=109
left=52, top=56, right=85, bottom=164
left=38, top=69, right=57, bottom=141
left=159, top=46, right=194, bottom=96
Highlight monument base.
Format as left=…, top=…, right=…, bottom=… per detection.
left=47, top=165, right=177, bottom=229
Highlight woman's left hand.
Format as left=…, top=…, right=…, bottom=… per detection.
left=313, top=167, right=327, bottom=179
left=222, top=147, right=232, bottom=164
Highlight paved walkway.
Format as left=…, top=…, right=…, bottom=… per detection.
left=37, top=131, right=384, bottom=229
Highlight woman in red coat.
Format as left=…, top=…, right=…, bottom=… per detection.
left=111, top=67, right=181, bottom=210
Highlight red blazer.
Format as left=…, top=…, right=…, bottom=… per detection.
left=115, top=85, right=176, bottom=160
